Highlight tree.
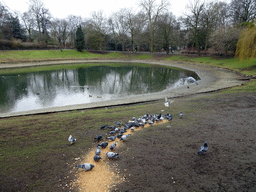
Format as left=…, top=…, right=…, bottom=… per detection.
left=236, top=23, right=256, bottom=59
left=230, top=0, right=256, bottom=25
left=21, top=10, right=35, bottom=40
left=140, top=0, right=170, bottom=53
left=75, top=25, right=85, bottom=52
left=209, top=26, right=243, bottom=56
left=183, top=0, right=205, bottom=56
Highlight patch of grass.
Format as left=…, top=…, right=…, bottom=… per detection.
left=218, top=79, right=256, bottom=93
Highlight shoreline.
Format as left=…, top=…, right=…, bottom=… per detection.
left=0, top=59, right=247, bottom=118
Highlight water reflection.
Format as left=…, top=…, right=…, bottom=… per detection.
left=0, top=64, right=199, bottom=113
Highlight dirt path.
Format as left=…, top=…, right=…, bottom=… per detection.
left=73, top=120, right=169, bottom=192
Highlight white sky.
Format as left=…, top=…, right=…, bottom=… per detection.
left=2, top=0, right=231, bottom=19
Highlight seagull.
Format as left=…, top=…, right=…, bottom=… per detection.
left=110, top=142, right=118, bottom=150
left=68, top=135, right=76, bottom=145
left=164, top=97, right=170, bottom=107
left=98, top=142, right=108, bottom=148
left=75, top=163, right=94, bottom=171
left=106, top=152, right=119, bottom=159
left=94, top=134, right=102, bottom=142
left=179, top=112, right=183, bottom=118
left=185, top=77, right=198, bottom=85
left=95, top=146, right=101, bottom=155
left=197, top=141, right=209, bottom=155
left=120, top=134, right=131, bottom=141
left=94, top=155, right=102, bottom=162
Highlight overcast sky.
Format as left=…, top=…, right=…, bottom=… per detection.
left=2, top=0, right=231, bottom=19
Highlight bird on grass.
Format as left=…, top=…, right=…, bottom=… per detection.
left=95, top=146, right=101, bottom=155
left=164, top=97, right=170, bottom=107
left=115, top=121, right=122, bottom=126
left=94, top=134, right=102, bottom=142
left=120, top=134, right=131, bottom=141
left=94, top=155, right=102, bottom=162
left=106, top=152, right=119, bottom=159
left=197, top=141, right=208, bottom=155
left=110, top=142, right=118, bottom=150
left=75, top=163, right=94, bottom=171
left=100, top=125, right=108, bottom=130
left=107, top=136, right=116, bottom=141
left=98, top=142, right=108, bottom=148
left=68, top=135, right=76, bottom=145
left=179, top=112, right=183, bottom=119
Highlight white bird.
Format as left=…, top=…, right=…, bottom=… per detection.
left=164, top=97, right=170, bottom=107
left=68, top=135, right=76, bottom=145
left=185, top=77, right=198, bottom=85
left=75, top=163, right=94, bottom=171
left=179, top=112, right=183, bottom=118
left=106, top=152, right=119, bottom=159
left=197, top=141, right=209, bottom=155
left=120, top=134, right=131, bottom=141
left=95, top=146, right=101, bottom=155
left=110, top=142, right=118, bottom=150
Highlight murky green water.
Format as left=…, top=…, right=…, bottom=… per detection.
left=0, top=63, right=199, bottom=113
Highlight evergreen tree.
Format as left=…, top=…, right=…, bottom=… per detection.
left=75, top=25, right=85, bottom=52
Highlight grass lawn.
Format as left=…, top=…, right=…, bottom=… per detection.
left=0, top=50, right=255, bottom=191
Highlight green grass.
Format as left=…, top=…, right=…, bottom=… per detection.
left=165, top=55, right=256, bottom=76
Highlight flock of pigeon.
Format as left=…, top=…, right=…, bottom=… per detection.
left=68, top=76, right=208, bottom=172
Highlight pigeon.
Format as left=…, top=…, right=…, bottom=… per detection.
left=120, top=134, right=131, bottom=141
left=94, top=155, right=102, bottom=162
left=117, top=133, right=123, bottom=138
left=107, top=136, right=116, bottom=141
left=100, top=125, right=108, bottom=130
left=68, top=135, right=76, bottom=145
left=164, top=97, right=170, bottom=107
left=115, top=121, right=122, bottom=126
left=94, top=134, right=102, bottom=142
left=130, top=127, right=135, bottom=131
left=95, top=146, right=101, bottom=155
left=185, top=77, right=198, bottom=85
left=75, top=163, right=94, bottom=171
left=197, top=141, right=208, bottom=155
left=179, top=112, right=183, bottom=118
left=165, top=113, right=172, bottom=121
left=98, top=142, right=108, bottom=148
left=106, top=152, right=119, bottom=159
left=108, top=131, right=116, bottom=135
left=108, top=125, right=116, bottom=130
left=110, top=142, right=118, bottom=150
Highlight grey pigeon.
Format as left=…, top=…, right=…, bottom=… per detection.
left=107, top=136, right=116, bottom=141
left=197, top=141, right=208, bottom=155
left=68, top=135, right=76, bottom=145
left=120, top=134, right=131, bottom=141
left=75, top=163, right=94, bottom=171
left=94, top=155, right=102, bottom=162
left=100, top=125, right=108, bottom=130
left=94, top=134, right=102, bottom=142
left=110, top=142, right=118, bottom=150
left=95, top=146, right=101, bottom=155
left=115, top=121, right=122, bottom=126
left=106, top=152, right=119, bottom=159
left=98, top=142, right=108, bottom=148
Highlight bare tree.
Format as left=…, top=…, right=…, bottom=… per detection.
left=21, top=10, right=35, bottom=40
left=183, top=0, right=205, bottom=55
left=230, top=0, right=256, bottom=25
left=67, top=15, right=82, bottom=49
left=139, top=0, right=170, bottom=53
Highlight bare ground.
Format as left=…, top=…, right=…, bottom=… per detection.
left=108, top=92, right=256, bottom=192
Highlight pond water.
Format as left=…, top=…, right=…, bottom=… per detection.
left=0, top=63, right=200, bottom=113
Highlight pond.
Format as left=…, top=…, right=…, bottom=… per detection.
left=0, top=63, right=200, bottom=113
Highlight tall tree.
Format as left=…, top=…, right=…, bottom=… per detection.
left=140, top=0, right=170, bottom=53
left=21, top=10, right=35, bottom=40
left=75, top=25, right=85, bottom=52
left=183, top=0, right=205, bottom=56
left=230, top=0, right=256, bottom=25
